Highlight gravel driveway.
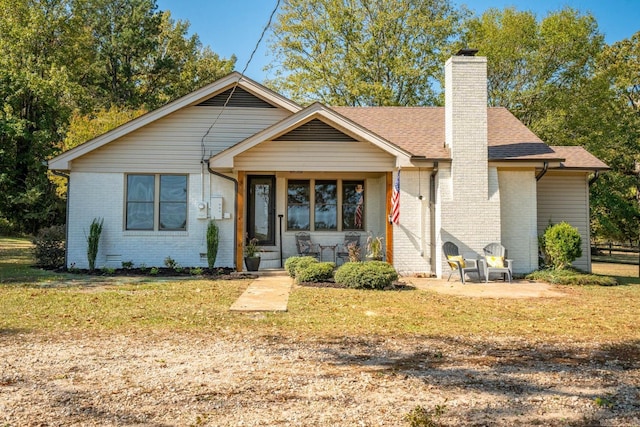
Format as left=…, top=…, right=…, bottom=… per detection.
left=1, top=332, right=638, bottom=426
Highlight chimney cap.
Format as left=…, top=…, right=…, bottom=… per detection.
left=456, top=48, right=479, bottom=57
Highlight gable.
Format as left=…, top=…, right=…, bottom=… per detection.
left=196, top=87, right=276, bottom=108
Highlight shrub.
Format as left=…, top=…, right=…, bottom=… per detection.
left=334, top=261, right=398, bottom=290
left=206, top=220, right=219, bottom=269
left=526, top=269, right=617, bottom=286
left=296, top=262, right=335, bottom=283
left=86, top=217, right=104, bottom=271
left=544, top=222, right=582, bottom=270
left=32, top=225, right=66, bottom=269
left=285, top=256, right=318, bottom=278
left=0, top=217, right=18, bottom=236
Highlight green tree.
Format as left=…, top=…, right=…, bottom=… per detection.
left=267, top=0, right=467, bottom=106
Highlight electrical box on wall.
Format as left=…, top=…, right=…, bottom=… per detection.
left=210, top=196, right=223, bottom=220
left=196, top=201, right=208, bottom=219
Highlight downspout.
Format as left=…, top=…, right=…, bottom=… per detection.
left=535, top=161, right=549, bottom=181
left=205, top=161, right=238, bottom=269
left=588, top=170, right=600, bottom=186
left=50, top=168, right=70, bottom=269
left=430, top=162, right=439, bottom=275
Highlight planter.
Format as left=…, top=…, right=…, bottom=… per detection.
left=244, top=256, right=261, bottom=271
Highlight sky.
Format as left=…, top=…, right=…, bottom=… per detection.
left=155, top=0, right=640, bottom=83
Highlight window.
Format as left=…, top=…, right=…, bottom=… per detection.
left=287, top=180, right=310, bottom=230
left=314, top=180, right=337, bottom=230
left=126, top=174, right=187, bottom=231
left=287, top=179, right=364, bottom=231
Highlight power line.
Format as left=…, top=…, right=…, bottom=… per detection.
left=201, top=0, right=282, bottom=162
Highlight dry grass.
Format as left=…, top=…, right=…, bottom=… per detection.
left=1, top=237, right=640, bottom=344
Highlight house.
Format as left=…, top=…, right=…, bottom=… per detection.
left=48, top=51, right=608, bottom=277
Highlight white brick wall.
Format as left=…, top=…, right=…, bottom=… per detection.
left=66, top=172, right=236, bottom=269
left=499, top=170, right=538, bottom=273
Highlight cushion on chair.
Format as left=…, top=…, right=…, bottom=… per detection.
left=447, top=255, right=466, bottom=269
left=486, top=255, right=505, bottom=268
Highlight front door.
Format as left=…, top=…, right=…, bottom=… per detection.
left=247, top=175, right=275, bottom=246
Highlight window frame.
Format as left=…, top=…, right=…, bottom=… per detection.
left=125, top=173, right=188, bottom=232
left=286, top=178, right=365, bottom=232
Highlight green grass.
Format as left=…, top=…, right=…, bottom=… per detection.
left=1, top=237, right=640, bottom=343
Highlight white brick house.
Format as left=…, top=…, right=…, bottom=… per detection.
left=48, top=51, right=608, bottom=276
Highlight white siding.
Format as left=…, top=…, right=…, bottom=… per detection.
left=72, top=107, right=289, bottom=173
left=235, top=139, right=395, bottom=172
left=393, top=169, right=433, bottom=275
left=499, top=169, right=538, bottom=274
left=66, top=171, right=237, bottom=269
left=537, top=172, right=591, bottom=272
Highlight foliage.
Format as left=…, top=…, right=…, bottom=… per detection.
left=206, top=220, right=220, bottom=269
left=347, top=243, right=361, bottom=263
left=543, top=222, right=583, bottom=270
left=32, top=225, right=66, bottom=269
left=296, top=262, right=335, bottom=283
left=285, top=256, right=319, bottom=278
left=526, top=268, right=617, bottom=286
left=86, top=217, right=103, bottom=271
left=164, top=256, right=178, bottom=270
left=244, top=237, right=260, bottom=258
left=267, top=0, right=467, bottom=106
left=404, top=404, right=447, bottom=427
left=334, top=261, right=398, bottom=289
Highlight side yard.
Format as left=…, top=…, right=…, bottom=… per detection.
left=1, top=238, right=639, bottom=426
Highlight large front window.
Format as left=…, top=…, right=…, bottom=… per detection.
left=126, top=174, right=187, bottom=231
left=287, top=179, right=364, bottom=231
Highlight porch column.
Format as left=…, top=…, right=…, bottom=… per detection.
left=385, top=171, right=393, bottom=264
left=236, top=171, right=245, bottom=271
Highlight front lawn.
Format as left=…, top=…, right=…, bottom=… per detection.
left=1, top=237, right=639, bottom=342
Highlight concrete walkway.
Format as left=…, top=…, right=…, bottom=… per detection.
left=229, top=270, right=293, bottom=312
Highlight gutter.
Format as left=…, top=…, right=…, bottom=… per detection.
left=50, top=168, right=70, bottom=268
left=204, top=161, right=238, bottom=269
left=535, top=161, right=549, bottom=181
left=588, top=170, right=600, bottom=186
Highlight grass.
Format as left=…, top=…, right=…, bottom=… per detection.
left=1, top=237, right=640, bottom=343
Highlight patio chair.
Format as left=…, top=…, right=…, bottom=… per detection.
left=482, top=242, right=513, bottom=283
left=295, top=232, right=320, bottom=259
left=336, top=232, right=361, bottom=265
left=442, top=241, right=481, bottom=284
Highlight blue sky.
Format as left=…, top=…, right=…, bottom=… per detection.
left=155, top=0, right=639, bottom=82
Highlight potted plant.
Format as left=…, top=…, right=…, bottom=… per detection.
left=244, top=236, right=261, bottom=271
left=366, top=232, right=384, bottom=261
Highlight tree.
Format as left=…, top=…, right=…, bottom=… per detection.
left=267, top=0, right=467, bottom=106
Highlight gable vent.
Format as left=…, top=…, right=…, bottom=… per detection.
left=196, top=87, right=276, bottom=108
left=275, top=119, right=357, bottom=142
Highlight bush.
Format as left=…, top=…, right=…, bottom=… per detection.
left=526, top=269, right=617, bottom=286
left=32, top=225, right=66, bottom=269
left=206, top=220, right=219, bottom=269
left=0, top=217, right=18, bottom=236
left=86, top=217, right=104, bottom=271
left=543, top=222, right=582, bottom=269
left=296, top=262, right=335, bottom=283
left=285, top=256, right=318, bottom=278
left=334, top=261, right=398, bottom=289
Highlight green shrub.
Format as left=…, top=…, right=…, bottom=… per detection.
left=543, top=222, right=582, bottom=269
left=526, top=269, right=617, bottom=286
left=285, top=256, right=318, bottom=278
left=32, top=225, right=66, bottom=268
left=206, top=220, right=220, bottom=269
left=0, top=217, right=18, bottom=236
left=86, top=217, right=104, bottom=271
left=296, top=262, right=335, bottom=283
left=334, top=261, right=398, bottom=289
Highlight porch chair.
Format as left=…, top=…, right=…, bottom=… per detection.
left=336, top=232, right=361, bottom=265
left=482, top=242, right=513, bottom=283
left=442, top=241, right=481, bottom=284
left=295, top=232, right=320, bottom=259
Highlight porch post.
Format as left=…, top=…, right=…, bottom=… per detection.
left=236, top=171, right=245, bottom=272
left=385, top=171, right=393, bottom=264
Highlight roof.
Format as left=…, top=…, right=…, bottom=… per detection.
left=549, top=146, right=609, bottom=170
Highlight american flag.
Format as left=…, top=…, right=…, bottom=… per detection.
left=390, top=170, right=400, bottom=224
left=355, top=200, right=363, bottom=228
